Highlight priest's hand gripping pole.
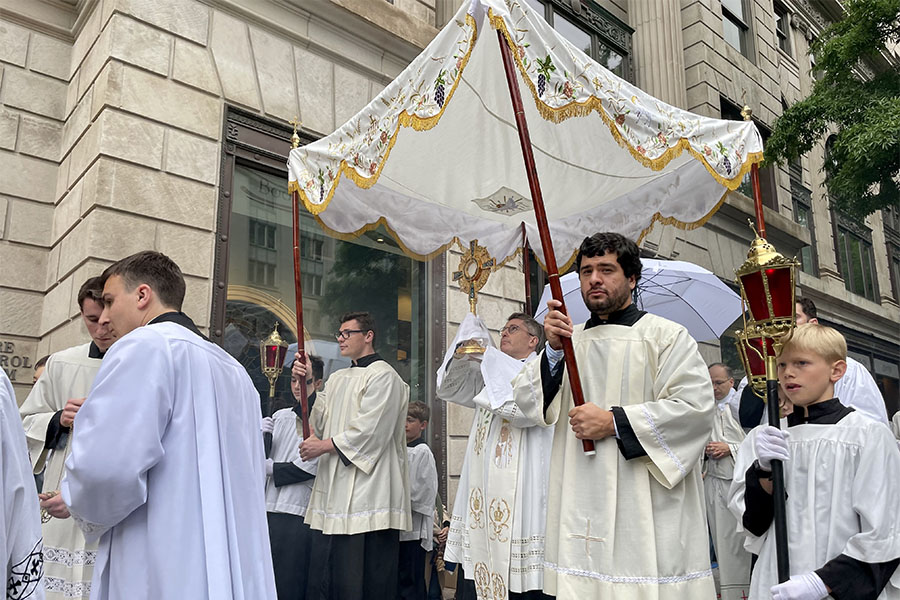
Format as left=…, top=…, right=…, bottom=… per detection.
left=497, top=30, right=595, bottom=456
left=741, top=105, right=788, bottom=582
left=290, top=118, right=311, bottom=439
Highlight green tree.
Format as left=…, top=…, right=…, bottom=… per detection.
left=764, top=0, right=900, bottom=219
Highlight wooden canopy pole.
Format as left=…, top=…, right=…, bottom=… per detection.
left=497, top=31, right=594, bottom=455
left=289, top=120, right=311, bottom=439
left=290, top=188, right=311, bottom=439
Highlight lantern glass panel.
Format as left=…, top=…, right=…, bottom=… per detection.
left=766, top=267, right=794, bottom=319
left=265, top=345, right=280, bottom=368
left=740, top=270, right=770, bottom=321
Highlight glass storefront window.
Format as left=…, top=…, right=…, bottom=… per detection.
left=223, top=163, right=428, bottom=413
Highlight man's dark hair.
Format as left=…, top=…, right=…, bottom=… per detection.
left=34, top=355, right=50, bottom=370
left=797, top=297, right=817, bottom=320
left=708, top=362, right=734, bottom=379
left=77, top=276, right=105, bottom=311
left=506, top=312, right=545, bottom=347
left=309, top=354, right=324, bottom=381
left=101, top=251, right=186, bottom=310
left=575, top=232, right=642, bottom=285
left=340, top=311, right=376, bottom=345
left=408, top=401, right=430, bottom=423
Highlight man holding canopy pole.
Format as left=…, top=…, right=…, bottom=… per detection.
left=511, top=232, right=717, bottom=599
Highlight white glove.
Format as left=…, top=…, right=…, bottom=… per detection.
left=265, top=458, right=274, bottom=477
left=770, top=572, right=829, bottom=600
left=755, top=425, right=790, bottom=471
left=260, top=416, right=274, bottom=434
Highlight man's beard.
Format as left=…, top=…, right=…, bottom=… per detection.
left=583, top=282, right=632, bottom=315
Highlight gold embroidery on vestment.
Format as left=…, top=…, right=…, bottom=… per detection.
left=469, top=488, right=485, bottom=529
left=493, top=420, right=514, bottom=468
left=474, top=562, right=491, bottom=599
left=488, top=498, right=511, bottom=542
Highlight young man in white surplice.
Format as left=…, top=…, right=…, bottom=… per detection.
left=59, top=251, right=276, bottom=600
left=438, top=311, right=553, bottom=600
left=294, top=311, right=411, bottom=600
left=20, top=277, right=115, bottom=600
left=511, top=233, right=717, bottom=600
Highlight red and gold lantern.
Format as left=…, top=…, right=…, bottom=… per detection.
left=260, top=324, right=289, bottom=398
left=733, top=227, right=799, bottom=397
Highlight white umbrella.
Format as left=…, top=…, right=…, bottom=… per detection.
left=533, top=259, right=742, bottom=341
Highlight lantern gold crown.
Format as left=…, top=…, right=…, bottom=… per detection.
left=733, top=221, right=800, bottom=398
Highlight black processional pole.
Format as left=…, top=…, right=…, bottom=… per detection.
left=733, top=106, right=796, bottom=584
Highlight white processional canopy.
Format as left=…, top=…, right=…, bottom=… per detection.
left=286, top=0, right=764, bottom=271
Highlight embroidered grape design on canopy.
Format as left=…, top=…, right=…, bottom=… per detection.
left=434, top=70, right=447, bottom=107
left=535, top=54, right=555, bottom=97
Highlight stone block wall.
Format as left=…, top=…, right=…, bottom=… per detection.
left=0, top=18, right=71, bottom=400
left=0, top=0, right=440, bottom=391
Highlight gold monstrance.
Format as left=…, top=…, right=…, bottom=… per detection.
left=452, top=240, right=495, bottom=357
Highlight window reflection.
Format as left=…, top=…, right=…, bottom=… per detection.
left=225, top=164, right=428, bottom=412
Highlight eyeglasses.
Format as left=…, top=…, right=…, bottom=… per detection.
left=334, top=329, right=367, bottom=341
left=500, top=324, right=534, bottom=336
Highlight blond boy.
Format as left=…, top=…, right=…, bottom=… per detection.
left=728, top=324, right=900, bottom=600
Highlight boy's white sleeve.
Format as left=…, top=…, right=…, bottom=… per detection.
left=408, top=445, right=438, bottom=517
left=727, top=428, right=767, bottom=555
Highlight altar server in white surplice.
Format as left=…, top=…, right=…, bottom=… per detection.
left=59, top=251, right=276, bottom=600
left=2, top=369, right=45, bottom=600
left=295, top=311, right=411, bottom=600
left=728, top=324, right=900, bottom=600
left=795, top=298, right=889, bottom=425
left=511, top=233, right=717, bottom=600
left=438, top=311, right=552, bottom=600
left=704, top=363, right=751, bottom=600
left=262, top=354, right=324, bottom=600
left=19, top=277, right=113, bottom=600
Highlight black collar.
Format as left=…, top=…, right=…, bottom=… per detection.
left=787, top=398, right=854, bottom=426
left=291, top=392, right=316, bottom=418
left=88, top=342, right=106, bottom=359
left=148, top=311, right=209, bottom=341
left=407, top=436, right=427, bottom=448
left=585, top=303, right=646, bottom=329
left=352, top=353, right=383, bottom=368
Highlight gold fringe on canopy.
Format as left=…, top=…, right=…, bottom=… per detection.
left=488, top=10, right=762, bottom=192
left=289, top=13, right=480, bottom=216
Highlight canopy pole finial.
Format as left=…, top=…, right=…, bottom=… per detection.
left=290, top=117, right=302, bottom=148
left=740, top=105, right=753, bottom=121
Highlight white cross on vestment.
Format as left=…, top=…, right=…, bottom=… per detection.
left=568, top=518, right=605, bottom=557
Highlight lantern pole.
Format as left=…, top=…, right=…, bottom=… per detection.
left=289, top=119, right=311, bottom=439
left=738, top=105, right=790, bottom=582
left=497, top=30, right=594, bottom=455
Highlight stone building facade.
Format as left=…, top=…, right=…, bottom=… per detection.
left=1, top=0, right=897, bottom=507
